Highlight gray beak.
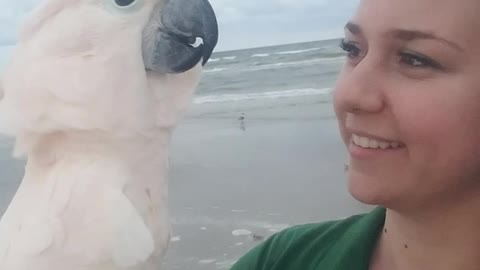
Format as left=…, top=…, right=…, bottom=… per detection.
left=142, top=0, right=219, bottom=74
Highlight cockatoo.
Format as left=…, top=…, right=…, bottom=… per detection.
left=0, top=0, right=218, bottom=269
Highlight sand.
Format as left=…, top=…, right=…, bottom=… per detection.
left=163, top=94, right=371, bottom=269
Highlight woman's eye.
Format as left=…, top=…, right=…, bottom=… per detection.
left=114, top=0, right=136, bottom=7
left=339, top=39, right=361, bottom=59
left=398, top=52, right=443, bottom=70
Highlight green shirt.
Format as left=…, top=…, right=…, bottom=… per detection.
left=230, top=208, right=386, bottom=270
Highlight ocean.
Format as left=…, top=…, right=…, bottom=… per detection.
left=194, top=39, right=344, bottom=104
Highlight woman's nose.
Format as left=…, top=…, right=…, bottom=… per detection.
left=334, top=57, right=386, bottom=115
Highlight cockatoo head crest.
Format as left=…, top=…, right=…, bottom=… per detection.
left=0, top=0, right=218, bottom=155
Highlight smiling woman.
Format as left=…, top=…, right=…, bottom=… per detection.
left=230, top=0, right=480, bottom=270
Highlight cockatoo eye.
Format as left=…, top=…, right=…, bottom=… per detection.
left=114, top=0, right=137, bottom=7
left=105, top=0, right=143, bottom=12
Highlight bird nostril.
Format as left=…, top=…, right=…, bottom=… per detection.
left=189, top=37, right=204, bottom=48
left=164, top=32, right=200, bottom=48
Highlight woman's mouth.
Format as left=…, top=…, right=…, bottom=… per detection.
left=351, top=134, right=405, bottom=150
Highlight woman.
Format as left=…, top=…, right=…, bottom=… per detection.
left=230, top=0, right=480, bottom=269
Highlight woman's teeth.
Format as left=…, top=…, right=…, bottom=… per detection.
left=352, top=134, right=403, bottom=149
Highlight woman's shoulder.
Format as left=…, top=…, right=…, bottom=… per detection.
left=230, top=207, right=386, bottom=270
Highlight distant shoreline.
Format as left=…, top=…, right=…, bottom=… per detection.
left=213, top=38, right=342, bottom=54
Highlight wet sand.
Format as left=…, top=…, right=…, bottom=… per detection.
left=0, top=93, right=372, bottom=270
left=164, top=94, right=371, bottom=269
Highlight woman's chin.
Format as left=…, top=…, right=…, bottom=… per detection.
left=347, top=169, right=394, bottom=207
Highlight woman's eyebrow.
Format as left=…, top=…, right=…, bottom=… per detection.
left=345, top=22, right=362, bottom=35
left=389, top=29, right=464, bottom=52
left=344, top=21, right=464, bottom=52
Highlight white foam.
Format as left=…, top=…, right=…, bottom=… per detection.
left=249, top=57, right=344, bottom=72
left=222, top=56, right=237, bottom=60
left=171, top=236, right=181, bottom=242
left=275, top=47, right=322, bottom=55
left=232, top=229, right=252, bottom=236
left=170, top=215, right=290, bottom=233
left=251, top=53, right=270, bottom=58
left=321, top=56, right=347, bottom=64
left=199, top=259, right=217, bottom=264
left=215, top=259, right=238, bottom=269
left=208, top=58, right=220, bottom=62
left=193, top=88, right=332, bottom=104
left=204, top=67, right=227, bottom=73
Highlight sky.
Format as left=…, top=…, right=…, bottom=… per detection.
left=0, top=0, right=359, bottom=53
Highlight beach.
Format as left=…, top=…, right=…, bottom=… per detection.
left=162, top=89, right=371, bottom=269
left=0, top=40, right=372, bottom=269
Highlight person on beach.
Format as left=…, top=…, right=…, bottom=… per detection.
left=230, top=0, right=480, bottom=269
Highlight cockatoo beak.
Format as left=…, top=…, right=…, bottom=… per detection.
left=142, top=0, right=219, bottom=74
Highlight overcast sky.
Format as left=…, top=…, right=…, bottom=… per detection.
left=0, top=0, right=359, bottom=52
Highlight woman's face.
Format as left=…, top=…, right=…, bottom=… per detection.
left=334, top=0, right=480, bottom=211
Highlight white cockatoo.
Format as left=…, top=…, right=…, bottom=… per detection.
left=0, top=0, right=218, bottom=269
